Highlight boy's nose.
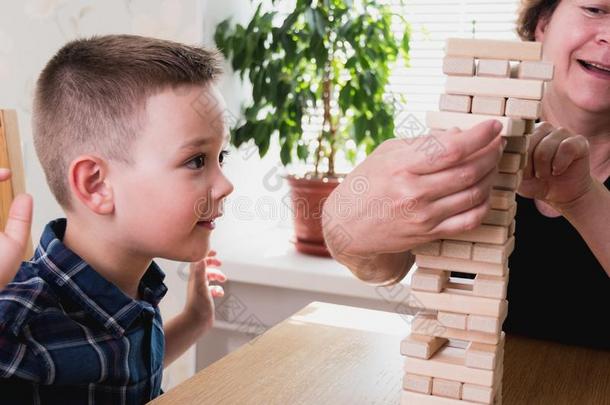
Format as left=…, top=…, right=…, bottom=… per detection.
left=216, top=172, right=234, bottom=200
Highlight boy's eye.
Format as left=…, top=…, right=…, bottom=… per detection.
left=186, top=154, right=205, bottom=169
left=219, top=150, right=230, bottom=167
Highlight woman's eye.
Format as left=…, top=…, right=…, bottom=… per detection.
left=186, top=154, right=205, bottom=169
left=583, top=6, right=606, bottom=15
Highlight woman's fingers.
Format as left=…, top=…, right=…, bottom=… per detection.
left=427, top=196, right=491, bottom=238
left=523, top=122, right=555, bottom=180
left=532, top=128, right=572, bottom=179
left=551, top=135, right=589, bottom=176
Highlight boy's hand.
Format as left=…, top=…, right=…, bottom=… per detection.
left=518, top=123, right=594, bottom=212
left=183, top=250, right=226, bottom=332
left=0, top=168, right=33, bottom=289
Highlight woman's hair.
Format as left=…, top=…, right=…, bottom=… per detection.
left=516, top=0, right=561, bottom=41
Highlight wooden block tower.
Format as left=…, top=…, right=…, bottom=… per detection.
left=0, top=109, right=33, bottom=260
left=400, top=38, right=554, bottom=405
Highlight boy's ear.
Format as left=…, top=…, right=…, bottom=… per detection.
left=68, top=155, right=114, bottom=215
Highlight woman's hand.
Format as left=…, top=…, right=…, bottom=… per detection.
left=519, top=123, right=594, bottom=211
left=0, top=168, right=33, bottom=289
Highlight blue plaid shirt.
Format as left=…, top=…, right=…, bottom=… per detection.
left=0, top=218, right=168, bottom=404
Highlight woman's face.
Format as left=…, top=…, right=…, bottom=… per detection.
left=536, top=0, right=610, bottom=114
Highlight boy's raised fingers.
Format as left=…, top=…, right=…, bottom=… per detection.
left=206, top=268, right=227, bottom=282
left=0, top=168, right=11, bottom=181
left=407, top=120, right=503, bottom=175
left=4, top=194, right=33, bottom=248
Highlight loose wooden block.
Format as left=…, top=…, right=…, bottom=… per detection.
left=476, top=59, right=510, bottom=78
left=416, top=255, right=506, bottom=277
left=403, top=345, right=499, bottom=386
left=440, top=94, right=472, bottom=113
left=403, top=373, right=433, bottom=394
left=471, top=96, right=506, bottom=116
left=413, top=241, right=442, bottom=256
left=450, top=223, right=509, bottom=245
left=443, top=56, right=476, bottom=76
left=467, top=313, right=506, bottom=335
left=462, top=383, right=494, bottom=404
left=433, top=378, right=463, bottom=399
left=441, top=240, right=473, bottom=260
left=482, top=204, right=517, bottom=227
left=490, top=190, right=515, bottom=210
left=438, top=311, right=467, bottom=330
left=508, top=220, right=516, bottom=236
left=445, top=38, right=543, bottom=62
left=409, top=289, right=508, bottom=318
left=499, top=152, right=522, bottom=173
left=472, top=237, right=515, bottom=264
left=517, top=60, right=554, bottom=80
left=402, top=390, right=482, bottom=405
left=493, top=171, right=523, bottom=191
left=445, top=76, right=544, bottom=101
left=426, top=111, right=525, bottom=137
left=401, top=333, right=449, bottom=359
left=505, top=98, right=542, bottom=120
left=473, top=274, right=508, bottom=299
left=413, top=313, right=502, bottom=345
left=504, top=136, right=530, bottom=154
left=524, top=120, right=536, bottom=134
left=465, top=336, right=505, bottom=371
left=412, top=268, right=449, bottom=293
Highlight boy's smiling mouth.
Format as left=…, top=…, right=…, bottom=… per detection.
left=196, top=214, right=221, bottom=230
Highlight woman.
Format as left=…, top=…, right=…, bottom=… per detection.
left=0, top=168, right=33, bottom=289
left=323, top=0, right=610, bottom=348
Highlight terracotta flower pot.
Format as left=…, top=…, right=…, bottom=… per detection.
left=285, top=174, right=342, bottom=257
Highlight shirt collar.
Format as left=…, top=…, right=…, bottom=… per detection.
left=34, top=218, right=168, bottom=338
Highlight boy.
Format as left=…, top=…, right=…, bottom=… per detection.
left=0, top=35, right=234, bottom=404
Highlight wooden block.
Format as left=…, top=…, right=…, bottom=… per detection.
left=416, top=255, right=506, bottom=277
left=401, top=333, right=449, bottom=359
left=409, top=289, right=507, bottom=318
left=402, top=390, right=482, bottom=405
left=413, top=313, right=502, bottom=345
left=490, top=190, right=515, bottom=210
left=471, top=96, right=506, bottom=116
left=508, top=220, right=515, bottom=237
left=426, top=111, right=525, bottom=137
left=482, top=204, right=517, bottom=227
left=440, top=94, right=472, bottom=113
left=498, top=152, right=522, bottom=173
left=524, top=120, right=536, bottom=134
left=467, top=313, right=506, bottom=335
left=0, top=115, right=14, bottom=233
left=493, top=171, right=522, bottom=191
left=450, top=224, right=509, bottom=245
left=472, top=237, right=515, bottom=264
left=517, top=60, right=554, bottom=80
left=504, top=136, right=529, bottom=154
left=403, top=345, right=498, bottom=386
left=441, top=240, right=473, bottom=260
left=403, top=373, right=433, bottom=394
left=476, top=59, right=510, bottom=78
left=413, top=241, right=442, bottom=256
left=443, top=56, right=475, bottom=76
left=465, top=337, right=505, bottom=370
left=445, top=76, right=544, bottom=101
left=433, top=378, right=463, bottom=399
left=505, top=98, right=542, bottom=120
left=445, top=38, right=543, bottom=61
left=473, top=274, right=508, bottom=299
left=412, top=268, right=449, bottom=293
left=462, top=383, right=495, bottom=404
left=438, top=311, right=467, bottom=330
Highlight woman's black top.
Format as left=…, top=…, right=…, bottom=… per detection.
left=504, top=178, right=610, bottom=349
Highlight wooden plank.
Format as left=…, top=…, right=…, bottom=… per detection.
left=443, top=56, right=476, bottom=76
left=493, top=171, right=523, bottom=191
left=413, top=313, right=502, bottom=345
left=416, top=254, right=507, bottom=276
left=440, top=94, right=472, bottom=113
left=517, top=61, right=554, bottom=80
left=504, top=136, right=530, bottom=154
left=426, top=111, right=526, bottom=137
left=409, top=289, right=508, bottom=317
left=471, top=96, right=506, bottom=116
left=402, top=389, right=481, bottom=405
left=467, top=311, right=507, bottom=335
left=445, top=38, right=543, bottom=62
left=466, top=337, right=505, bottom=371
left=438, top=311, right=468, bottom=330
left=476, top=59, right=510, bottom=78
left=490, top=190, right=515, bottom=210
left=433, top=377, right=463, bottom=399
left=413, top=241, right=442, bottom=256
left=401, top=333, right=449, bottom=359
left=403, top=373, right=433, bottom=394
left=482, top=204, right=517, bottom=227
left=0, top=112, right=13, bottom=233
left=499, top=152, right=522, bottom=174
left=505, top=98, right=542, bottom=120
left=450, top=224, right=509, bottom=245
left=445, top=76, right=544, bottom=101
left=472, top=237, right=515, bottom=264
left=412, top=268, right=449, bottom=293
left=441, top=240, right=473, bottom=260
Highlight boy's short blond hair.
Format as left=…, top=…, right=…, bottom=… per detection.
left=33, top=34, right=222, bottom=210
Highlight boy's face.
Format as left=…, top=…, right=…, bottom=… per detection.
left=111, top=84, right=234, bottom=262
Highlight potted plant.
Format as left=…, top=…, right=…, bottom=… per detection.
left=214, top=0, right=410, bottom=257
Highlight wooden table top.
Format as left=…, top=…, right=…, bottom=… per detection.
left=150, top=302, right=610, bottom=405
